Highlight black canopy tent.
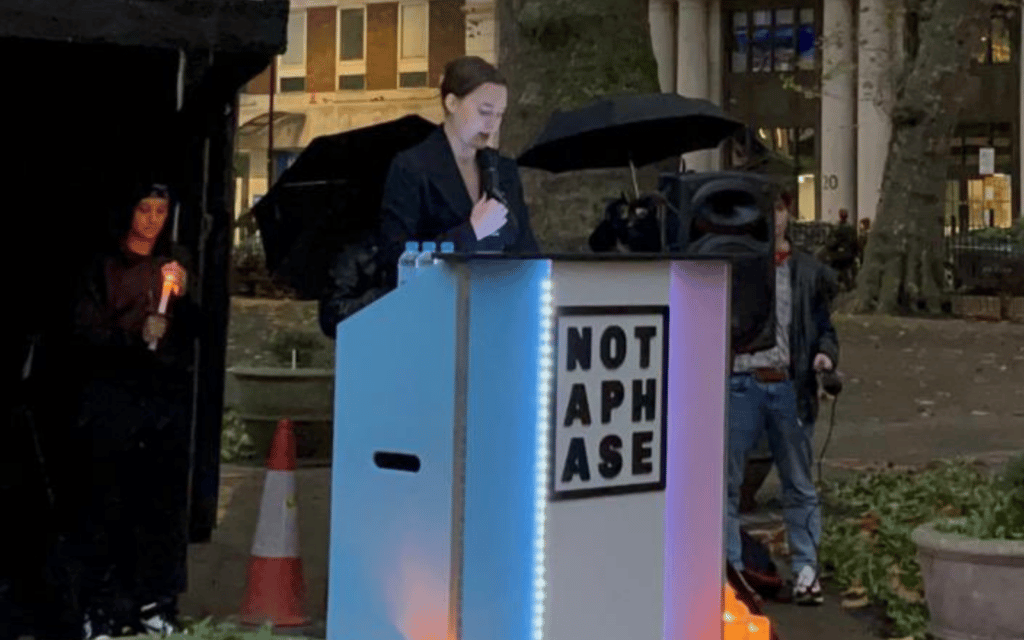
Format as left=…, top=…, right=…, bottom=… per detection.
left=3, top=0, right=287, bottom=549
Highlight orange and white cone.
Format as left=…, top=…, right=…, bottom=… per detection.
left=240, top=419, right=310, bottom=627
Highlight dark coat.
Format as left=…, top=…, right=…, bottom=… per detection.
left=319, top=126, right=540, bottom=337
left=377, top=126, right=539, bottom=276
left=786, top=250, right=840, bottom=426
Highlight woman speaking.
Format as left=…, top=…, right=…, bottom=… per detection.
left=377, top=56, right=539, bottom=277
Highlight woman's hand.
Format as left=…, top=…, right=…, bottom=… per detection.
left=161, top=261, right=187, bottom=296
left=469, top=196, right=509, bottom=240
left=143, top=314, right=169, bottom=344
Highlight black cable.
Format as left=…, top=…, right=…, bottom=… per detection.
left=800, top=390, right=839, bottom=593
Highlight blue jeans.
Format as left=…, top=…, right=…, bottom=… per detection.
left=726, top=373, right=820, bottom=575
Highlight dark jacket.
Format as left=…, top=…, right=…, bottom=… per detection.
left=318, top=126, right=540, bottom=337
left=318, top=233, right=389, bottom=339
left=377, top=126, right=539, bottom=278
left=787, top=250, right=840, bottom=426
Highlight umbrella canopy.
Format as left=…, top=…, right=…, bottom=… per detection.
left=517, top=92, right=744, bottom=173
left=253, top=114, right=437, bottom=299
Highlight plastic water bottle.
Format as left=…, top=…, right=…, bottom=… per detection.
left=397, top=241, right=419, bottom=286
left=415, top=241, right=437, bottom=273
left=437, top=242, right=455, bottom=263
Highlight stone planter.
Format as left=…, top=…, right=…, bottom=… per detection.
left=950, top=295, right=1003, bottom=321
left=911, top=519, right=1024, bottom=640
left=227, top=366, right=334, bottom=466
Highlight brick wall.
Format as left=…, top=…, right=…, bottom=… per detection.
left=306, top=7, right=338, bottom=93
left=429, top=0, right=466, bottom=87
left=366, top=2, right=399, bottom=90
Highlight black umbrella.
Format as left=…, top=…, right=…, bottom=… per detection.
left=253, top=114, right=437, bottom=299
left=517, top=92, right=744, bottom=174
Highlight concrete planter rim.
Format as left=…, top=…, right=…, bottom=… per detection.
left=228, top=365, right=334, bottom=377
left=911, top=517, right=1024, bottom=559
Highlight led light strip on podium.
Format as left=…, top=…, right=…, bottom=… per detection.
left=328, top=254, right=732, bottom=640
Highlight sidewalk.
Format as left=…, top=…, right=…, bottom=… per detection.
left=181, top=464, right=882, bottom=640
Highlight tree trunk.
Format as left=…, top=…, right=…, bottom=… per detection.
left=497, top=0, right=662, bottom=251
left=853, top=0, right=989, bottom=314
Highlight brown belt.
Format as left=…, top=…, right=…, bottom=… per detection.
left=750, top=367, right=789, bottom=383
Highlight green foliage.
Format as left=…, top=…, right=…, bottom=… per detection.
left=137, top=617, right=316, bottom=639
left=820, top=456, right=1024, bottom=639
left=933, top=454, right=1024, bottom=540
left=221, top=410, right=256, bottom=463
left=966, top=218, right=1024, bottom=245
left=268, top=330, right=322, bottom=367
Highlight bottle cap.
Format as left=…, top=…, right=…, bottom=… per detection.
left=440, top=242, right=455, bottom=253
left=405, top=241, right=419, bottom=251
left=421, top=241, right=437, bottom=251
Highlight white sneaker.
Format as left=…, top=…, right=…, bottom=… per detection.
left=793, top=565, right=824, bottom=605
left=82, top=611, right=115, bottom=640
left=139, top=602, right=185, bottom=636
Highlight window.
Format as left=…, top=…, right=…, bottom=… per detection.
left=774, top=9, right=795, bottom=71
left=274, top=150, right=299, bottom=184
left=398, top=1, right=429, bottom=87
left=730, top=8, right=815, bottom=73
left=797, top=9, right=815, bottom=70
left=732, top=12, right=748, bottom=72
left=947, top=123, right=1015, bottom=230
left=975, top=7, right=1015, bottom=65
left=751, top=10, right=771, bottom=72
left=279, top=10, right=307, bottom=92
left=338, top=5, right=366, bottom=90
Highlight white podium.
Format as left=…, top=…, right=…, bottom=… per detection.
left=328, top=255, right=732, bottom=640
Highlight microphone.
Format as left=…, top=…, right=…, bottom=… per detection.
left=476, top=147, right=508, bottom=207
left=476, top=147, right=516, bottom=238
left=819, top=368, right=843, bottom=396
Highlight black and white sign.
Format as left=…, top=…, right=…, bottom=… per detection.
left=550, top=306, right=668, bottom=500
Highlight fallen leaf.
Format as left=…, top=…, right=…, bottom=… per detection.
left=889, top=565, right=924, bottom=603
left=859, top=512, right=881, bottom=535
left=938, top=504, right=962, bottom=517
left=841, top=596, right=870, bottom=609
left=842, top=585, right=866, bottom=597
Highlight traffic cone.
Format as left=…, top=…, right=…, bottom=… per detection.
left=240, top=419, right=310, bottom=627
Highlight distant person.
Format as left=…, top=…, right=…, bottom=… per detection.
left=726, top=190, right=840, bottom=606
left=858, top=218, right=871, bottom=263
left=63, top=182, right=197, bottom=638
left=824, top=209, right=858, bottom=291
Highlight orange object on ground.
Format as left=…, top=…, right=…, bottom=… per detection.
left=723, top=582, right=772, bottom=640
left=239, top=419, right=310, bottom=627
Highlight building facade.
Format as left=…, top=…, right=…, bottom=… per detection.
left=235, top=0, right=1022, bottom=233
left=652, top=0, right=1022, bottom=226
left=235, top=0, right=495, bottom=223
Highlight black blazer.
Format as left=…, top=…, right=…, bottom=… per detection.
left=378, top=126, right=539, bottom=274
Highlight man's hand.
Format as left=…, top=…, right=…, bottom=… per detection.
left=161, top=261, right=187, bottom=296
left=143, top=314, right=169, bottom=344
left=813, top=353, right=834, bottom=372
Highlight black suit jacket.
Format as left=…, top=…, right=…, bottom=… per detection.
left=378, top=126, right=539, bottom=277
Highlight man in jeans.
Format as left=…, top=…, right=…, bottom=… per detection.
left=726, top=191, right=839, bottom=605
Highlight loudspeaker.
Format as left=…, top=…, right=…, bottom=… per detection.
left=659, top=171, right=777, bottom=354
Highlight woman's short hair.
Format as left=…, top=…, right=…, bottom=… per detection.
left=440, top=56, right=506, bottom=109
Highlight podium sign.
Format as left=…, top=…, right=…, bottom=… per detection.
left=329, top=255, right=731, bottom=640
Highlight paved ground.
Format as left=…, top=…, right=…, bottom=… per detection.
left=181, top=300, right=1024, bottom=638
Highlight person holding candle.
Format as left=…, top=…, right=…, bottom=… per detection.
left=61, top=182, right=197, bottom=639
